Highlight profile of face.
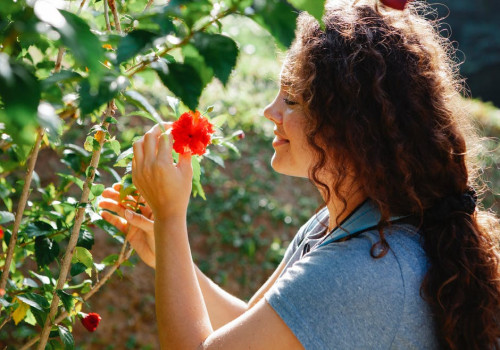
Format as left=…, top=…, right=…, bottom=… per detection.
left=263, top=82, right=315, bottom=178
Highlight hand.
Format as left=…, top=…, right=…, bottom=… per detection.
left=132, top=123, right=193, bottom=221
left=98, top=183, right=156, bottom=268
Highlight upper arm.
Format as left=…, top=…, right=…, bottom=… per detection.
left=200, top=298, right=304, bottom=350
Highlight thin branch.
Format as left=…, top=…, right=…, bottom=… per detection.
left=0, top=130, right=44, bottom=294
left=126, top=7, right=236, bottom=77
left=107, top=0, right=122, bottom=34
left=36, top=110, right=112, bottom=350
left=103, top=0, right=111, bottom=32
left=0, top=315, right=11, bottom=331
left=54, top=48, right=65, bottom=73
left=143, top=0, right=155, bottom=12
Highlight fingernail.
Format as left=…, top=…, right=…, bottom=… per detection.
left=125, top=210, right=133, bottom=220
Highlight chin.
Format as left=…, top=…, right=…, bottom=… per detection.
left=270, top=155, right=308, bottom=178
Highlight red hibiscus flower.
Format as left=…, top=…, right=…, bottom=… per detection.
left=0, top=226, right=3, bottom=240
left=171, top=110, right=215, bottom=156
left=81, top=312, right=101, bottom=332
left=380, top=0, right=410, bottom=10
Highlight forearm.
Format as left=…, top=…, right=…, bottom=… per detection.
left=154, top=217, right=212, bottom=349
left=195, top=265, right=247, bottom=329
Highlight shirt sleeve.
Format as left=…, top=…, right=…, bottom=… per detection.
left=265, top=232, right=406, bottom=350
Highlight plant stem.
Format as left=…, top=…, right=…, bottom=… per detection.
left=126, top=6, right=237, bottom=77
left=35, top=111, right=111, bottom=350
left=103, top=0, right=111, bottom=32
left=107, top=0, right=122, bottom=34
left=0, top=130, right=44, bottom=293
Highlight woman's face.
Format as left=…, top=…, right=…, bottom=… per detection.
left=263, top=86, right=315, bottom=178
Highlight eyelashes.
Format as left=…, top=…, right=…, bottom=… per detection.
left=283, top=97, right=298, bottom=106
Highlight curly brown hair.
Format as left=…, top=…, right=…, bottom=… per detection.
left=281, top=1, right=500, bottom=349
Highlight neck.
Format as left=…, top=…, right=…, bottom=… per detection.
left=320, top=186, right=367, bottom=232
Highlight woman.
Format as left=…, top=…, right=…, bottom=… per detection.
left=99, top=0, right=500, bottom=349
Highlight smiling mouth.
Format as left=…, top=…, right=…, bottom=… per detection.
left=273, top=131, right=289, bottom=147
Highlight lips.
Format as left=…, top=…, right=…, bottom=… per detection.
left=273, top=130, right=289, bottom=147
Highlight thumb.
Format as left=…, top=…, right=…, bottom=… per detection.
left=125, top=209, right=153, bottom=232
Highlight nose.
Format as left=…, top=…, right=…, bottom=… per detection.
left=263, top=94, right=283, bottom=125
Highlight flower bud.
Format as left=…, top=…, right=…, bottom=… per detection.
left=81, top=312, right=101, bottom=332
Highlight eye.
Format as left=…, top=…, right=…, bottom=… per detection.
left=283, top=97, right=298, bottom=106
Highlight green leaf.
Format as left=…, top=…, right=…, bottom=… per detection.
left=116, top=29, right=158, bottom=64
left=192, top=32, right=238, bottom=85
left=70, top=262, right=87, bottom=276
left=24, top=221, right=55, bottom=238
left=109, top=139, right=121, bottom=155
left=58, top=325, right=74, bottom=350
left=123, top=90, right=165, bottom=128
left=77, top=229, right=94, bottom=250
left=71, top=246, right=93, bottom=268
left=91, top=184, right=105, bottom=197
left=0, top=211, right=15, bottom=225
left=287, top=0, right=324, bottom=25
left=251, top=0, right=298, bottom=48
left=56, top=290, right=75, bottom=314
left=210, top=114, right=227, bottom=128
left=0, top=54, right=41, bottom=146
left=84, top=135, right=100, bottom=153
left=34, top=2, right=104, bottom=76
left=17, top=293, right=50, bottom=311
left=191, top=156, right=205, bottom=200
left=101, top=254, right=119, bottom=266
left=114, top=147, right=134, bottom=167
left=35, top=237, right=60, bottom=267
left=41, top=70, right=82, bottom=91
left=57, top=173, right=84, bottom=191
left=182, top=44, right=214, bottom=89
left=152, top=59, right=203, bottom=110
left=79, top=75, right=129, bottom=115
left=162, top=0, right=212, bottom=28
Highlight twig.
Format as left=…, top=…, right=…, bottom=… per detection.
left=126, top=6, right=236, bottom=77
left=54, top=48, right=65, bottom=73
left=0, top=315, right=12, bottom=331
left=35, top=109, right=112, bottom=350
left=143, top=0, right=154, bottom=12
left=107, top=0, right=122, bottom=34
left=0, top=130, right=44, bottom=295
left=103, top=0, right=111, bottom=32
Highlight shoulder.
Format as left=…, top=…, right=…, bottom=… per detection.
left=266, top=223, right=438, bottom=349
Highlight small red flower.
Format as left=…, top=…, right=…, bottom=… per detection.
left=234, top=130, right=245, bottom=140
left=81, top=312, right=101, bottom=332
left=380, top=0, right=410, bottom=10
left=0, top=226, right=3, bottom=240
left=171, top=110, right=215, bottom=156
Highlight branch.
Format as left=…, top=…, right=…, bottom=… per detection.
left=107, top=0, right=122, bottom=34
left=0, top=130, right=44, bottom=294
left=103, top=0, right=111, bottom=32
left=20, top=240, right=134, bottom=350
left=126, top=6, right=236, bottom=77
left=35, top=107, right=112, bottom=350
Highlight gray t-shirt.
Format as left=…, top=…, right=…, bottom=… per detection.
left=265, top=201, right=440, bottom=349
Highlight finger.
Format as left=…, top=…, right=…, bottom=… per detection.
left=157, top=130, right=174, bottom=164
left=101, top=211, right=128, bottom=233
left=143, top=131, right=158, bottom=165
left=112, top=183, right=122, bottom=191
left=133, top=138, right=144, bottom=166
left=102, top=187, right=139, bottom=207
left=178, top=152, right=193, bottom=176
left=99, top=198, right=126, bottom=217
left=125, top=209, right=154, bottom=233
